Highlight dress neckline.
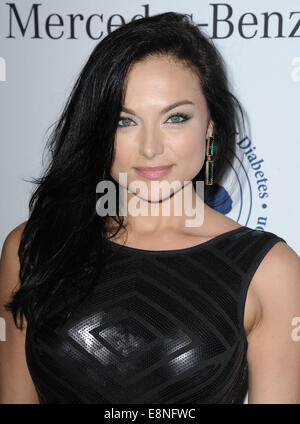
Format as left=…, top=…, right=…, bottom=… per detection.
left=103, top=225, right=248, bottom=255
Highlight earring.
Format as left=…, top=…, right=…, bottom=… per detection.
left=205, top=136, right=214, bottom=186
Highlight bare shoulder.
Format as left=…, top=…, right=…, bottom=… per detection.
left=251, top=240, right=300, bottom=294
left=0, top=220, right=28, bottom=294
left=245, top=240, right=300, bottom=403
left=0, top=220, right=40, bottom=403
left=1, top=220, right=28, bottom=261
left=3, top=220, right=28, bottom=249
left=249, top=240, right=300, bottom=332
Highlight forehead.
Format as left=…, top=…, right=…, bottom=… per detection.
left=123, top=55, right=204, bottom=105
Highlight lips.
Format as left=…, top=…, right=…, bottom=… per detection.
left=134, top=165, right=173, bottom=180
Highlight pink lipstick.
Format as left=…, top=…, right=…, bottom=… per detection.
left=134, top=165, right=173, bottom=180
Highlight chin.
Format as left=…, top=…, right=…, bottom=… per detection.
left=133, top=190, right=175, bottom=204
left=136, top=191, right=166, bottom=202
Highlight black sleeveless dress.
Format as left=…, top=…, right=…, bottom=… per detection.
left=25, top=226, right=286, bottom=404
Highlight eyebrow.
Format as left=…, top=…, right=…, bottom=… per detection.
left=121, top=100, right=195, bottom=116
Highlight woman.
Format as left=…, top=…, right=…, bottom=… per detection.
left=0, top=12, right=299, bottom=404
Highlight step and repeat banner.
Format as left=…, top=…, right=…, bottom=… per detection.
left=1, top=0, right=299, bottom=249
left=0, top=0, right=300, bottom=403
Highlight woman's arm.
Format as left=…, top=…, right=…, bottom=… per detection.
left=247, top=241, right=300, bottom=403
left=0, top=222, right=40, bottom=404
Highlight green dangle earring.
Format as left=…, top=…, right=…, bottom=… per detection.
left=205, top=136, right=214, bottom=186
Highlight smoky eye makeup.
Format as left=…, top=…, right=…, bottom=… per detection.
left=118, top=111, right=192, bottom=127
left=166, top=112, right=192, bottom=124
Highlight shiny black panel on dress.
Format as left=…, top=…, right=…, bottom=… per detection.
left=25, top=226, right=286, bottom=404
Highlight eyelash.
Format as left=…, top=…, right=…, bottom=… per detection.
left=117, top=112, right=191, bottom=128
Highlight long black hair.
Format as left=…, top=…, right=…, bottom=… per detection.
left=5, top=11, right=245, bottom=332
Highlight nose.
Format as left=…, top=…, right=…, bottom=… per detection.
left=139, top=128, right=164, bottom=159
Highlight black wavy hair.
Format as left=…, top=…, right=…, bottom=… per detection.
left=5, top=11, right=245, bottom=331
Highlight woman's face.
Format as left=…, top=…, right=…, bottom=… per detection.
left=110, top=54, right=213, bottom=203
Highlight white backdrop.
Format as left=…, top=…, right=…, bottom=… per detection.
left=1, top=0, right=300, bottom=404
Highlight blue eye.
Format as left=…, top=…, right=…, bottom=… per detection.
left=117, top=112, right=191, bottom=127
left=118, top=117, right=134, bottom=127
left=166, top=113, right=190, bottom=124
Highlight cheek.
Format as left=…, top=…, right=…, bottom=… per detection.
left=110, top=137, right=132, bottom=179
left=171, top=127, right=206, bottom=174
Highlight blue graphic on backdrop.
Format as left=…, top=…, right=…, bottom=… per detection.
left=207, top=135, right=270, bottom=230
left=207, top=184, right=232, bottom=214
